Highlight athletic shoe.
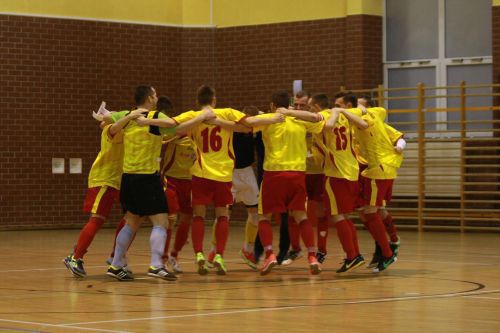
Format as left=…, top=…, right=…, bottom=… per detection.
left=106, top=257, right=133, bottom=274
left=195, top=252, right=208, bottom=275
left=367, top=243, right=382, bottom=268
left=308, top=255, right=322, bottom=275
left=240, top=249, right=258, bottom=270
left=373, top=253, right=397, bottom=273
left=276, top=251, right=287, bottom=265
left=336, top=255, right=365, bottom=273
left=390, top=236, right=401, bottom=257
left=63, top=255, right=86, bottom=278
left=213, top=254, right=227, bottom=275
left=207, top=250, right=216, bottom=269
left=281, top=250, right=303, bottom=266
left=168, top=255, right=183, bottom=274
left=260, top=253, right=277, bottom=276
left=148, top=266, right=177, bottom=281
left=316, top=251, right=327, bottom=264
left=107, top=265, right=134, bottom=281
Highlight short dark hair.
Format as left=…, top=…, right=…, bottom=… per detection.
left=157, top=96, right=174, bottom=116
left=197, top=85, right=215, bottom=106
left=272, top=90, right=290, bottom=108
left=334, top=91, right=358, bottom=108
left=135, top=85, right=154, bottom=105
left=311, top=93, right=330, bottom=109
left=295, top=90, right=310, bottom=99
left=359, top=94, right=377, bottom=107
left=242, top=105, right=259, bottom=116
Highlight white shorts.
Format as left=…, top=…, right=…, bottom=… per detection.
left=232, top=166, right=259, bottom=206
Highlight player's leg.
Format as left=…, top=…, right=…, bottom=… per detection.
left=64, top=186, right=117, bottom=277
left=362, top=179, right=397, bottom=273
left=212, top=180, right=233, bottom=275
left=107, top=212, right=143, bottom=281
left=147, top=213, right=177, bottom=281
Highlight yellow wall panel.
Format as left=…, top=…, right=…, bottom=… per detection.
left=0, top=0, right=384, bottom=26
left=182, top=0, right=212, bottom=25
left=493, top=0, right=500, bottom=6
left=213, top=0, right=347, bottom=27
left=0, top=0, right=184, bottom=25
left=347, top=0, right=383, bottom=16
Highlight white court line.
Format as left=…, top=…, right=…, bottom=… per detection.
left=463, top=296, right=500, bottom=300
left=0, top=318, right=130, bottom=333
left=60, top=289, right=500, bottom=327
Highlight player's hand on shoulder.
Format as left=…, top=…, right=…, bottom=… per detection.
left=272, top=113, right=285, bottom=123
left=201, top=108, right=216, bottom=121
left=135, top=115, right=149, bottom=126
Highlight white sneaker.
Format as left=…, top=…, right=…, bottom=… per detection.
left=168, top=256, right=183, bottom=274
left=281, top=250, right=303, bottom=266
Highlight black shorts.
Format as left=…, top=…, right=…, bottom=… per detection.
left=120, top=173, right=168, bottom=216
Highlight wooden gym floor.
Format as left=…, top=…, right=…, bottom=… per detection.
left=0, top=226, right=499, bottom=333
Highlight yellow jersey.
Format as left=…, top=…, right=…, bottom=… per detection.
left=88, top=125, right=124, bottom=189
left=351, top=107, right=403, bottom=179
left=354, top=123, right=403, bottom=166
left=174, top=108, right=246, bottom=182
left=306, top=133, right=325, bottom=174
left=314, top=110, right=359, bottom=181
left=162, top=135, right=196, bottom=180
left=254, top=113, right=324, bottom=172
left=111, top=110, right=176, bottom=174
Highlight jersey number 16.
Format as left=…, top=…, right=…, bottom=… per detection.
left=201, top=126, right=222, bottom=153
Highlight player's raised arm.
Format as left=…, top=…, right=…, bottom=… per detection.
left=241, top=113, right=285, bottom=127
left=276, top=108, right=322, bottom=122
left=204, top=118, right=252, bottom=133
left=109, top=109, right=144, bottom=136
left=339, top=108, right=368, bottom=130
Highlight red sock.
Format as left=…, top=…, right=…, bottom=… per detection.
left=299, top=219, right=315, bottom=256
left=171, top=221, right=190, bottom=257
left=288, top=217, right=301, bottom=251
left=334, top=219, right=356, bottom=260
left=258, top=220, right=273, bottom=257
left=215, top=216, right=229, bottom=256
left=383, top=213, right=398, bottom=242
left=365, top=212, right=393, bottom=257
left=162, top=228, right=173, bottom=260
left=317, top=216, right=329, bottom=253
left=74, top=216, right=105, bottom=259
left=110, top=218, right=126, bottom=257
left=347, top=219, right=360, bottom=255
left=191, top=216, right=205, bottom=253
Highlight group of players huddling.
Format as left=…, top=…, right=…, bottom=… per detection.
left=63, top=84, right=405, bottom=281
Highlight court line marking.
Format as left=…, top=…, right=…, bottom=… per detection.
left=60, top=289, right=500, bottom=326
left=463, top=296, right=500, bottom=300
left=0, top=318, right=130, bottom=333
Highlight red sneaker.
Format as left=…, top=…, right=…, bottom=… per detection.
left=308, top=255, right=321, bottom=275
left=240, top=249, right=258, bottom=270
left=260, top=253, right=277, bottom=276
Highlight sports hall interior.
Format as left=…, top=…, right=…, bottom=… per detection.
left=0, top=0, right=499, bottom=332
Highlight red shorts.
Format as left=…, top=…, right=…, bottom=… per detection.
left=356, top=174, right=369, bottom=208
left=363, top=178, right=394, bottom=207
left=306, top=174, right=325, bottom=202
left=259, top=171, right=306, bottom=214
left=191, top=176, right=233, bottom=207
left=83, top=186, right=119, bottom=217
left=323, top=177, right=359, bottom=215
left=166, top=177, right=193, bottom=214
left=164, top=186, right=180, bottom=214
